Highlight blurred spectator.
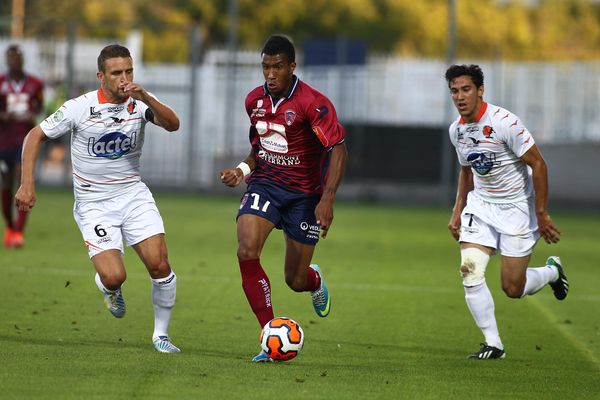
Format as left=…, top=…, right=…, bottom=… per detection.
left=0, top=45, right=44, bottom=248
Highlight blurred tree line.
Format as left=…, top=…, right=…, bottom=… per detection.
left=1, top=0, right=599, bottom=62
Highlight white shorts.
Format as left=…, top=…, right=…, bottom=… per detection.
left=459, top=192, right=540, bottom=257
left=73, top=182, right=165, bottom=258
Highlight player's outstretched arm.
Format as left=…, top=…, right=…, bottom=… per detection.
left=220, top=150, right=256, bottom=187
left=122, top=82, right=180, bottom=132
left=521, top=144, right=561, bottom=244
left=448, top=166, right=473, bottom=241
left=315, top=142, right=348, bottom=238
left=15, top=126, right=47, bottom=212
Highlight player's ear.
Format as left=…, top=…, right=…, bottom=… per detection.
left=290, top=62, right=296, bottom=74
left=96, top=71, right=103, bottom=83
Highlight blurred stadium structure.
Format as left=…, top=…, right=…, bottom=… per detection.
left=1, top=33, right=598, bottom=209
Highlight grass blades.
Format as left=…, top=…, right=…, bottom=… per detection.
left=1, top=189, right=599, bottom=399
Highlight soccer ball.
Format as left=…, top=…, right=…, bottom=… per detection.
left=260, top=317, right=304, bottom=361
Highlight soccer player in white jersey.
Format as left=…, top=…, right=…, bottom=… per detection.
left=445, top=64, right=569, bottom=360
left=15, top=44, right=182, bottom=353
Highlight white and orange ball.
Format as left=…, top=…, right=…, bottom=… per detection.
left=260, top=317, right=304, bottom=361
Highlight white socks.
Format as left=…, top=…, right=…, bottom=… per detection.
left=522, top=265, right=558, bottom=297
left=95, top=271, right=177, bottom=341
left=464, top=281, right=503, bottom=350
left=151, top=271, right=177, bottom=340
left=463, top=262, right=559, bottom=350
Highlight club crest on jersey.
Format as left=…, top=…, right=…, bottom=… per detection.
left=127, top=100, right=136, bottom=115
left=88, top=131, right=137, bottom=160
left=482, top=125, right=495, bottom=138
left=284, top=109, right=296, bottom=126
left=467, top=152, right=499, bottom=175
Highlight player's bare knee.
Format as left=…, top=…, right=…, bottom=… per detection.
left=460, top=248, right=490, bottom=287
left=100, top=270, right=126, bottom=289
left=502, top=283, right=524, bottom=298
left=147, top=258, right=171, bottom=279
left=237, top=246, right=260, bottom=261
left=284, top=272, right=304, bottom=292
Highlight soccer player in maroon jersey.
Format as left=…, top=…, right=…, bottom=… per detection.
left=0, top=45, right=44, bottom=248
left=220, top=35, right=348, bottom=362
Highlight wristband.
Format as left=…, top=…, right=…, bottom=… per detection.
left=236, top=162, right=252, bottom=178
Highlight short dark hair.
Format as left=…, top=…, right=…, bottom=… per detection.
left=261, top=35, right=295, bottom=63
left=6, top=44, right=23, bottom=57
left=97, top=44, right=131, bottom=72
left=445, top=64, right=484, bottom=88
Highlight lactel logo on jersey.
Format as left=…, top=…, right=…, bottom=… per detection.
left=87, top=132, right=137, bottom=160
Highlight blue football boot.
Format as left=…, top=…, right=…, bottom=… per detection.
left=309, top=264, right=331, bottom=317
left=251, top=350, right=273, bottom=363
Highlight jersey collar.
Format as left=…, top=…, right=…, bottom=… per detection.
left=262, top=74, right=299, bottom=100
left=97, top=88, right=128, bottom=104
left=459, top=101, right=487, bottom=124
left=7, top=72, right=27, bottom=83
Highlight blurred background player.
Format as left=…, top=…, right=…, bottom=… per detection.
left=0, top=45, right=44, bottom=248
left=220, top=34, right=348, bottom=362
left=15, top=44, right=182, bottom=353
left=445, top=64, right=569, bottom=360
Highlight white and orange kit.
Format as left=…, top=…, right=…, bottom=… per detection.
left=41, top=89, right=165, bottom=257
left=449, top=102, right=540, bottom=256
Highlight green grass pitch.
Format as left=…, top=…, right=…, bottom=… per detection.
left=1, top=189, right=599, bottom=399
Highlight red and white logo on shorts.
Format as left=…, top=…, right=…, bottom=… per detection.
left=240, top=193, right=249, bottom=209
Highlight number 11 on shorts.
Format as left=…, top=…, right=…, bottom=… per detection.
left=250, top=193, right=270, bottom=212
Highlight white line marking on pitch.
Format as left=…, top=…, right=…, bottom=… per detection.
left=528, top=296, right=600, bottom=372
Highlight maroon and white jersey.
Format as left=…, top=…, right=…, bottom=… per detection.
left=245, top=76, right=345, bottom=194
left=0, top=73, right=44, bottom=151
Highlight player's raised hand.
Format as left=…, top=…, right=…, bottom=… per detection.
left=15, top=184, right=36, bottom=212
left=315, top=198, right=334, bottom=238
left=121, top=82, right=149, bottom=102
left=220, top=168, right=244, bottom=187
left=537, top=212, right=561, bottom=244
